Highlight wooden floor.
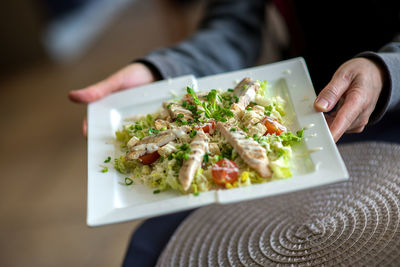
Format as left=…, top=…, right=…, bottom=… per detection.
left=0, top=0, right=282, bottom=266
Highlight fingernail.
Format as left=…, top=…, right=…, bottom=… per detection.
left=316, top=97, right=329, bottom=110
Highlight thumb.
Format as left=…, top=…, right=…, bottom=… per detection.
left=314, top=72, right=351, bottom=112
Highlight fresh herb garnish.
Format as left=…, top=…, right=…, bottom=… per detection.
left=101, top=167, right=108, bottom=173
left=153, top=189, right=161, bottom=194
left=104, top=156, right=111, bottom=163
left=186, top=87, right=201, bottom=105
left=186, top=87, right=234, bottom=122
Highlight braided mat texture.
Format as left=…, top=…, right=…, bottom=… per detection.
left=157, top=142, right=400, bottom=266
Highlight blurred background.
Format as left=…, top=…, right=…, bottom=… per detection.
left=0, top=0, right=286, bottom=266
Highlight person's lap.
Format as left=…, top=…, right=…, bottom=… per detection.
left=122, top=209, right=194, bottom=267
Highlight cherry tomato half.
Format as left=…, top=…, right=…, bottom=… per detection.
left=211, top=158, right=239, bottom=186
left=139, top=151, right=160, bottom=165
left=263, top=116, right=287, bottom=136
left=195, top=120, right=215, bottom=134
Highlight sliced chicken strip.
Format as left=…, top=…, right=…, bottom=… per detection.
left=216, top=122, right=271, bottom=178
left=163, top=102, right=193, bottom=121
left=154, top=119, right=170, bottom=130
left=179, top=130, right=209, bottom=191
left=157, top=141, right=178, bottom=157
left=126, top=127, right=190, bottom=160
left=230, top=78, right=260, bottom=117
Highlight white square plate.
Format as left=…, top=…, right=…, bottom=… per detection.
left=87, top=57, right=348, bottom=226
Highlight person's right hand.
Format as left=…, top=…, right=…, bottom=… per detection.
left=68, top=63, right=159, bottom=136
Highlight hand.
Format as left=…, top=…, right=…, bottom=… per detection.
left=314, top=58, right=386, bottom=142
left=69, top=63, right=159, bottom=136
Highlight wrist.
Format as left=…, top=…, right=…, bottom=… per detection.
left=133, top=61, right=162, bottom=82
left=355, top=52, right=391, bottom=124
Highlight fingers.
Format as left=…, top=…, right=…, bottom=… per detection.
left=314, top=71, right=352, bottom=113
left=329, top=90, right=365, bottom=141
left=68, top=63, right=158, bottom=104
left=83, top=116, right=88, bottom=138
left=69, top=75, right=122, bottom=104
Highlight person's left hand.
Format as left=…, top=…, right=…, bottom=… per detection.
left=314, top=57, right=386, bottom=142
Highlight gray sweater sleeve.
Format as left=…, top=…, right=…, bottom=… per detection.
left=137, top=0, right=266, bottom=78
left=357, top=39, right=400, bottom=123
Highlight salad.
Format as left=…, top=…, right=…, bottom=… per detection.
left=113, top=78, right=304, bottom=194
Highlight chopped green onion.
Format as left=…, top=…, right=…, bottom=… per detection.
left=104, top=156, right=111, bottom=163
left=148, top=128, right=160, bottom=135
left=183, top=153, right=189, bottom=160
left=153, top=189, right=161, bottom=194
left=230, top=127, right=236, bottom=132
left=246, top=107, right=252, bottom=111
left=193, top=192, right=200, bottom=196
left=177, top=113, right=185, bottom=119
left=125, top=177, right=133, bottom=185
left=190, top=129, right=197, bottom=138
left=227, top=88, right=234, bottom=92
left=203, top=153, right=209, bottom=163
left=101, top=167, right=108, bottom=173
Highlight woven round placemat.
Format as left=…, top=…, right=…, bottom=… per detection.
left=156, top=142, right=400, bottom=266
